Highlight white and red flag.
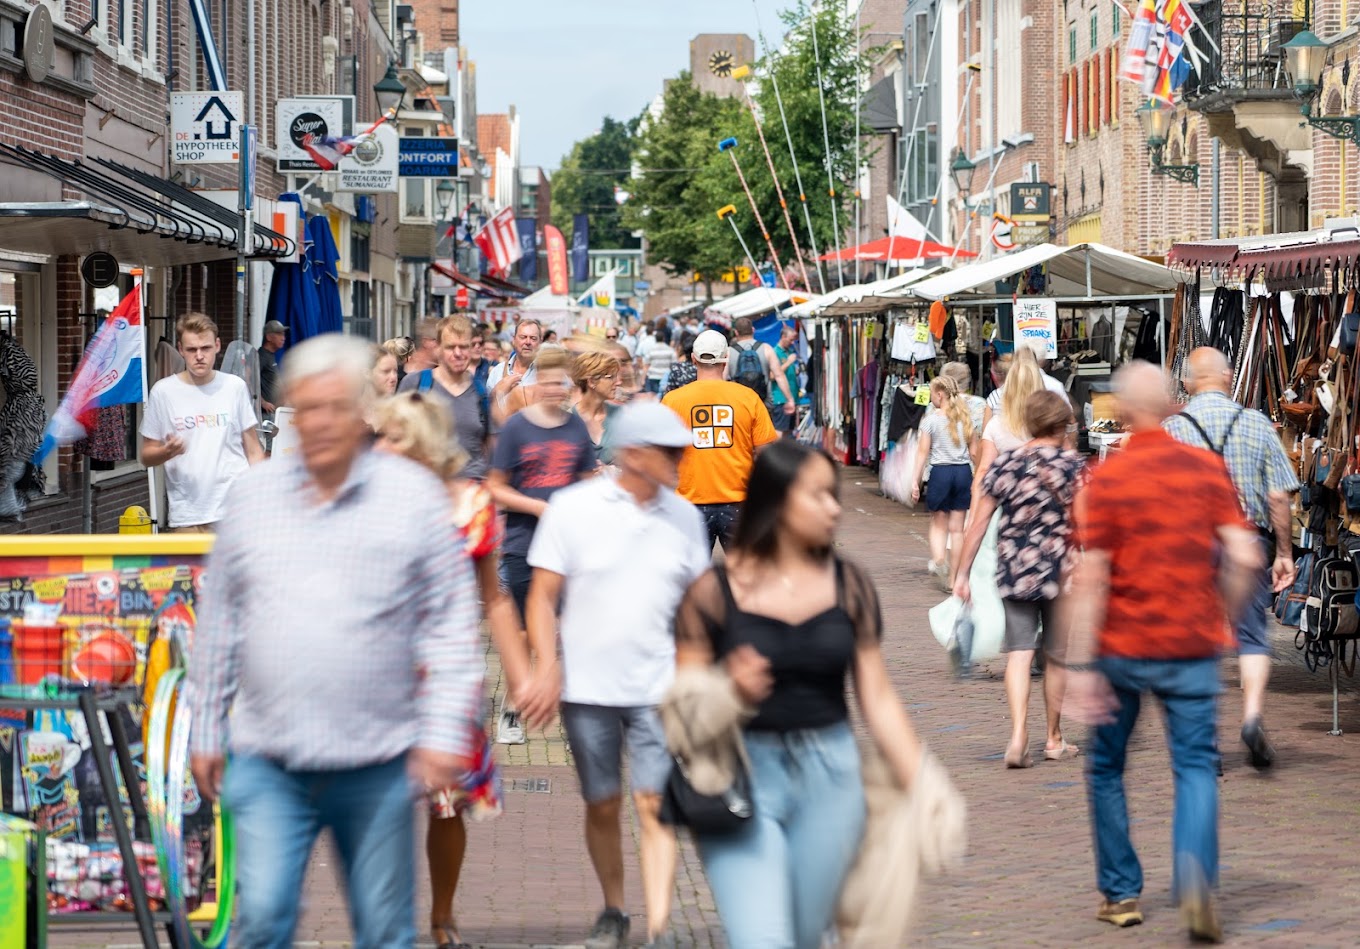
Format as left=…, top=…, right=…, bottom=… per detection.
left=472, top=208, right=524, bottom=276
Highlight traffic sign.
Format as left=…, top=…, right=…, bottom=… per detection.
left=399, top=138, right=459, bottom=177
left=171, top=92, right=244, bottom=164
left=80, top=252, right=119, bottom=288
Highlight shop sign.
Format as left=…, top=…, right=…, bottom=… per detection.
left=1013, top=222, right=1049, bottom=246
left=80, top=252, right=119, bottom=289
left=1010, top=182, right=1051, bottom=222
left=1013, top=298, right=1058, bottom=358
left=336, top=124, right=399, bottom=193
left=171, top=92, right=244, bottom=164
left=22, top=5, right=53, bottom=84
left=399, top=138, right=459, bottom=177
left=275, top=97, right=355, bottom=171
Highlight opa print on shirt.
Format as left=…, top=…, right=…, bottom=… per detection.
left=688, top=404, right=735, bottom=449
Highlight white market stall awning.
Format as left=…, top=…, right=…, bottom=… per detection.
left=783, top=267, right=946, bottom=318
left=905, top=243, right=1179, bottom=302
left=705, top=287, right=801, bottom=320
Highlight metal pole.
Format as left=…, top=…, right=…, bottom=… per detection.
left=718, top=206, right=764, bottom=293
left=236, top=0, right=256, bottom=344
left=853, top=2, right=862, bottom=281
left=720, top=139, right=790, bottom=290
left=809, top=12, right=845, bottom=286
left=1211, top=138, right=1221, bottom=239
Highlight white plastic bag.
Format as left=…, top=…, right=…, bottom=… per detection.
left=927, top=513, right=1006, bottom=662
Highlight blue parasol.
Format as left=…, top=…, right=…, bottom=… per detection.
left=306, top=215, right=344, bottom=336
left=265, top=195, right=320, bottom=363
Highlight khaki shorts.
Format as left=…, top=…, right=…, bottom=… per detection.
left=169, top=523, right=217, bottom=534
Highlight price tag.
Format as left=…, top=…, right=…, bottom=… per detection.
left=865, top=323, right=879, bottom=339
left=914, top=322, right=930, bottom=342
left=982, top=321, right=995, bottom=339
left=914, top=384, right=931, bottom=406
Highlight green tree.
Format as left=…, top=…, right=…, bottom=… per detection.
left=550, top=116, right=639, bottom=249
left=627, top=4, right=877, bottom=293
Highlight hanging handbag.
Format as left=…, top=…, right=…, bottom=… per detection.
left=660, top=750, right=754, bottom=835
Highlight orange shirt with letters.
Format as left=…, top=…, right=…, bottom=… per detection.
left=662, top=379, right=779, bottom=505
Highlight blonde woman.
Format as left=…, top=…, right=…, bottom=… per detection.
left=570, top=350, right=622, bottom=464
left=382, top=336, right=416, bottom=384
left=909, top=376, right=976, bottom=586
left=370, top=345, right=400, bottom=398
left=371, top=392, right=531, bottom=949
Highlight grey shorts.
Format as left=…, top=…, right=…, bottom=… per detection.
left=1002, top=598, right=1060, bottom=655
left=560, top=702, right=671, bottom=803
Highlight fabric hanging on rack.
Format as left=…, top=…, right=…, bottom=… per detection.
left=75, top=405, right=130, bottom=465
left=890, top=318, right=937, bottom=363
left=154, top=338, right=185, bottom=384
left=0, top=333, right=46, bottom=516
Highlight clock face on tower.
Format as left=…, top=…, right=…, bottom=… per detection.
left=709, top=50, right=734, bottom=77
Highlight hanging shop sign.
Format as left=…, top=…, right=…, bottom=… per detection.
left=1013, top=297, right=1058, bottom=358
left=336, top=124, right=400, bottom=193
left=80, top=252, right=119, bottom=289
left=170, top=92, right=244, bottom=165
left=1010, top=182, right=1051, bottom=223
left=399, top=138, right=459, bottom=177
left=275, top=96, right=355, bottom=171
left=21, top=4, right=53, bottom=83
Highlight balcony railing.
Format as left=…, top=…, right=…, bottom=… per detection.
left=1182, top=1, right=1305, bottom=102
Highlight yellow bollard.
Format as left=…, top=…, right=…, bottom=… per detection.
left=118, top=506, right=153, bottom=534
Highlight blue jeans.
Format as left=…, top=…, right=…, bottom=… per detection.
left=1087, top=656, right=1220, bottom=904
left=697, top=722, right=866, bottom=949
left=223, top=753, right=415, bottom=949
left=697, top=502, right=740, bottom=550
left=498, top=551, right=532, bottom=626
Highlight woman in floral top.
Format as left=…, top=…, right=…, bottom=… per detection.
left=953, top=390, right=1086, bottom=769
left=373, top=391, right=531, bottom=949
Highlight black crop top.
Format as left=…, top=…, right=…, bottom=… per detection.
left=674, top=558, right=883, bottom=732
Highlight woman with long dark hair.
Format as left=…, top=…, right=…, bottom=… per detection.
left=674, top=440, right=924, bottom=948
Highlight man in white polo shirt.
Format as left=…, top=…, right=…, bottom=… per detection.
left=520, top=401, right=709, bottom=949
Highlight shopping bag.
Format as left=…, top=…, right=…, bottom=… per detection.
left=964, top=512, right=1007, bottom=662
left=928, top=596, right=963, bottom=649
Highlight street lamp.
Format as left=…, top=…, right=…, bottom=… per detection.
left=1283, top=30, right=1360, bottom=144
left=435, top=179, right=455, bottom=217
left=373, top=64, right=406, bottom=116
left=1135, top=100, right=1200, bottom=186
left=949, top=149, right=977, bottom=199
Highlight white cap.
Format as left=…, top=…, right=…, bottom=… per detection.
left=692, top=329, right=729, bottom=364
left=609, top=402, right=693, bottom=449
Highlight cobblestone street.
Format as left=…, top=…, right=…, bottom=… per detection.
left=49, top=467, right=1360, bottom=947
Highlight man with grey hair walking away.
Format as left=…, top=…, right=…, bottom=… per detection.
left=189, top=333, right=484, bottom=949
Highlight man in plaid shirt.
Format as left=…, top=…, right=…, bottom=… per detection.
left=189, top=334, right=484, bottom=949
left=1164, top=347, right=1300, bottom=770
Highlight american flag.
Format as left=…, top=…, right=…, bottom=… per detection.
left=473, top=208, right=524, bottom=276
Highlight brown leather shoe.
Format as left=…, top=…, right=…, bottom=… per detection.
left=1097, top=898, right=1144, bottom=927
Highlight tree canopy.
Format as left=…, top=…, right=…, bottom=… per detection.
left=550, top=115, right=639, bottom=249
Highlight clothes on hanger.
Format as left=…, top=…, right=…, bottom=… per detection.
left=0, top=333, right=46, bottom=517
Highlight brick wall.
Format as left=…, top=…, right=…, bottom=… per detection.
left=2, top=473, right=151, bottom=535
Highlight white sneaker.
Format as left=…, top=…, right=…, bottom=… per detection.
left=496, top=705, right=526, bottom=745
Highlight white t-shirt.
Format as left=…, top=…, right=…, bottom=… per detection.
left=528, top=476, right=709, bottom=706
left=140, top=372, right=257, bottom=527
left=985, top=372, right=1067, bottom=411
left=982, top=417, right=1027, bottom=455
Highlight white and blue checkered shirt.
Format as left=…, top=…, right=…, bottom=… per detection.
left=1164, top=390, right=1300, bottom=530
left=188, top=449, right=485, bottom=770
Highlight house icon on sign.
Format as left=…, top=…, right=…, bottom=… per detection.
left=194, top=97, right=235, bottom=141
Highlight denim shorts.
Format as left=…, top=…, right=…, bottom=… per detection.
left=925, top=463, right=972, bottom=512
left=498, top=551, right=532, bottom=625
left=1235, top=537, right=1274, bottom=657
left=560, top=703, right=671, bottom=802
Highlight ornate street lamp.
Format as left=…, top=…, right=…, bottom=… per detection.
left=435, top=179, right=455, bottom=217
left=1283, top=30, right=1360, bottom=144
left=1135, top=100, right=1199, bottom=186
left=949, top=149, right=976, bottom=198
left=373, top=64, right=407, bottom=116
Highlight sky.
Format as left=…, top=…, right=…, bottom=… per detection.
left=460, top=1, right=776, bottom=169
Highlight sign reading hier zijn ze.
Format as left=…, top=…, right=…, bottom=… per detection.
left=1012, top=298, right=1057, bottom=359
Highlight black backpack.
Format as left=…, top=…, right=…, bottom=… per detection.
left=733, top=341, right=768, bottom=400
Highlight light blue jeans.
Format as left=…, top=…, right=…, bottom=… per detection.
left=697, top=722, right=866, bottom=949
left=223, top=753, right=416, bottom=949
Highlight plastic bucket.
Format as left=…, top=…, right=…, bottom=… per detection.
left=12, top=622, right=65, bottom=684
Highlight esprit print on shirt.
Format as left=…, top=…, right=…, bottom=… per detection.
left=689, top=404, right=734, bottom=449
left=172, top=413, right=231, bottom=431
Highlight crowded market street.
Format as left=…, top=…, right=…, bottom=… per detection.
left=34, top=466, right=1360, bottom=949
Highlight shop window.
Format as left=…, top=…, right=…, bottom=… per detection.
left=1113, top=5, right=1120, bottom=36
left=1090, top=10, right=1099, bottom=53
left=1068, top=26, right=1077, bottom=65
left=348, top=281, right=374, bottom=340
left=350, top=227, right=371, bottom=274
left=404, top=179, right=428, bottom=220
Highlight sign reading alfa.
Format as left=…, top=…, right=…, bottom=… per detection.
left=275, top=97, right=354, bottom=171
left=1009, top=182, right=1051, bottom=222
left=171, top=92, right=244, bottom=164
left=399, top=138, right=459, bottom=177
left=337, top=124, right=400, bottom=193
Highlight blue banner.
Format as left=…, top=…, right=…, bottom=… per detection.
left=517, top=219, right=538, bottom=285
left=571, top=213, right=589, bottom=283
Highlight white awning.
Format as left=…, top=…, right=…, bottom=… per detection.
left=905, top=243, right=1179, bottom=301
left=705, top=287, right=799, bottom=319
left=784, top=266, right=947, bottom=318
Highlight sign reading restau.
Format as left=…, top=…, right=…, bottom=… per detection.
left=171, top=92, right=244, bottom=165
left=1013, top=298, right=1058, bottom=359
left=337, top=124, right=399, bottom=193
left=399, top=138, right=458, bottom=177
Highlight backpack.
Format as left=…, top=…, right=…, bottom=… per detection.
left=418, top=369, right=490, bottom=433
left=733, top=341, right=768, bottom=400
left=1275, top=551, right=1314, bottom=628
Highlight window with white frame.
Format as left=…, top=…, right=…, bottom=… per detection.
left=404, top=179, right=429, bottom=220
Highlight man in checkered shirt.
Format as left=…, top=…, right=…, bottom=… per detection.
left=1164, top=347, right=1300, bottom=770
left=188, top=333, right=484, bottom=949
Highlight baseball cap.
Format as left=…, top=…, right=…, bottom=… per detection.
left=608, top=402, right=693, bottom=450
left=692, top=329, right=729, bottom=365
left=263, top=320, right=289, bottom=335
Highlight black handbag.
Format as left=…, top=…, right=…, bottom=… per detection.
left=659, top=753, right=754, bottom=835
left=1343, top=473, right=1360, bottom=512
left=1341, top=311, right=1360, bottom=357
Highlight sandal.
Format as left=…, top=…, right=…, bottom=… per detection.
left=1004, top=745, right=1033, bottom=769
left=1045, top=741, right=1082, bottom=761
left=433, top=925, right=472, bottom=949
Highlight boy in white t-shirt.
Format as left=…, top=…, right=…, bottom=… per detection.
left=140, top=313, right=263, bottom=532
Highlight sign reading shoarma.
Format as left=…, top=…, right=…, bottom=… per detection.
left=34, top=284, right=145, bottom=464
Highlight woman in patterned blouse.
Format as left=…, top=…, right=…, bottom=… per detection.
left=952, top=391, right=1087, bottom=769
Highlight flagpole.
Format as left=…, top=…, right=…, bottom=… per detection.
left=135, top=271, right=158, bottom=533
left=808, top=11, right=845, bottom=286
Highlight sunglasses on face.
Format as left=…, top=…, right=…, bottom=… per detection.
left=605, top=333, right=619, bottom=340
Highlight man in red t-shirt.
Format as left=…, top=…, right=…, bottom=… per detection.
left=1063, top=362, right=1262, bottom=943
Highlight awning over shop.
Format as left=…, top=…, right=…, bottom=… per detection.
left=819, top=236, right=975, bottom=264
left=430, top=262, right=519, bottom=299
left=705, top=287, right=801, bottom=320
left=0, top=144, right=293, bottom=265
left=906, top=242, right=1178, bottom=301
left=1168, top=229, right=1360, bottom=289
left=1237, top=238, right=1360, bottom=284
left=784, top=266, right=948, bottom=318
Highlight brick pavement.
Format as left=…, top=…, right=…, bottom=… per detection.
left=49, top=467, right=1360, bottom=947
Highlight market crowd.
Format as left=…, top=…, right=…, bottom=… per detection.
left=156, top=306, right=1289, bottom=948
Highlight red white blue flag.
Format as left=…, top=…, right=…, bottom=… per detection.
left=473, top=208, right=523, bottom=276
left=33, top=284, right=144, bottom=464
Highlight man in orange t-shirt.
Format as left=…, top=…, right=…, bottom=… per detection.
left=662, top=329, right=778, bottom=549
left=1063, top=362, right=1262, bottom=942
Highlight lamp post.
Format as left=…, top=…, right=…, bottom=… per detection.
left=950, top=148, right=976, bottom=200
left=1283, top=30, right=1360, bottom=144
left=373, top=63, right=407, bottom=118
left=1135, top=99, right=1200, bottom=186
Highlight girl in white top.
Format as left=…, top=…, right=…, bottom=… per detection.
left=909, top=375, right=977, bottom=587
